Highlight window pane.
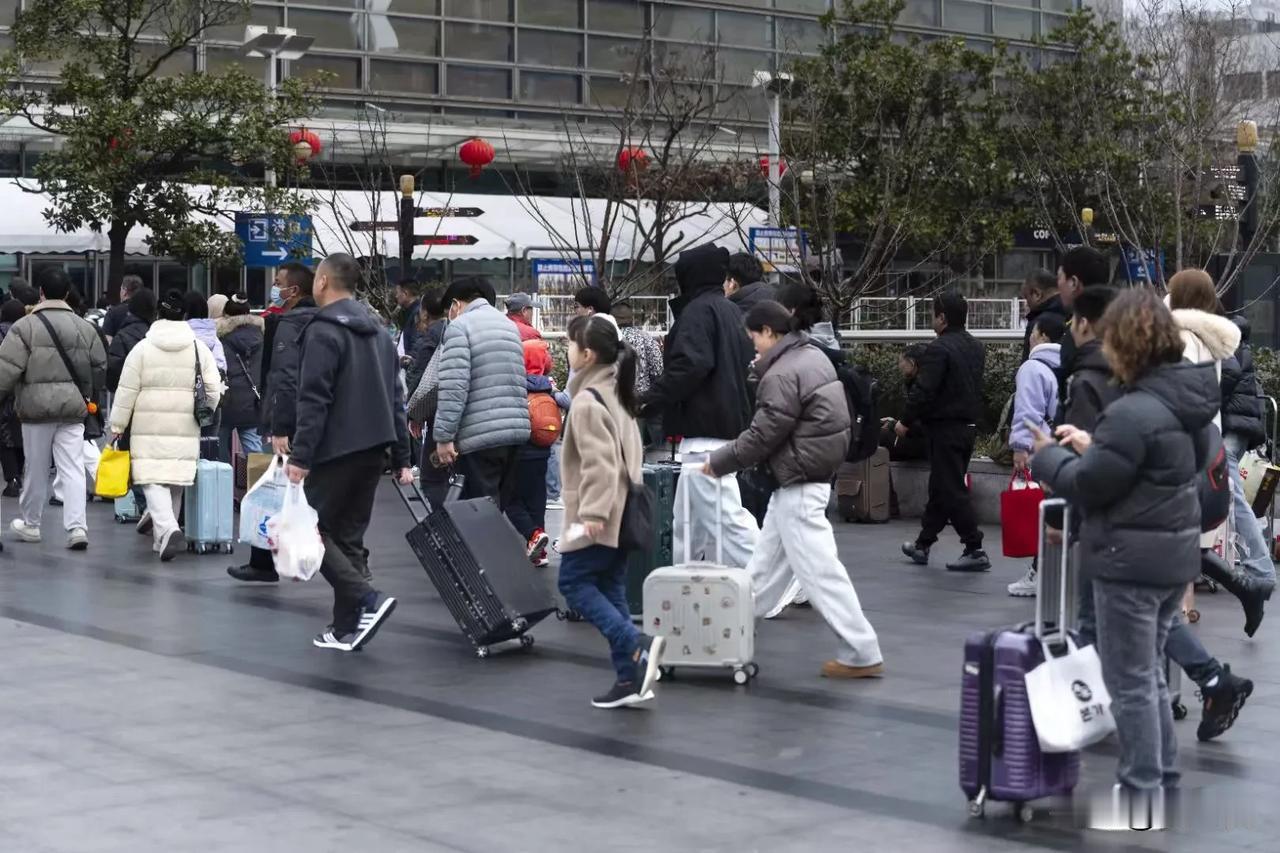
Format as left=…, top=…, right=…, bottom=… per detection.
left=445, top=22, right=513, bottom=61
left=994, top=7, right=1036, bottom=39
left=588, top=35, right=642, bottom=72
left=445, top=0, right=512, bottom=21
left=137, top=44, right=195, bottom=77
left=1041, top=13, right=1071, bottom=38
left=654, top=7, right=713, bottom=40
left=206, top=47, right=267, bottom=77
left=720, top=48, right=772, bottom=84
left=944, top=1, right=990, bottom=34
left=447, top=64, right=511, bottom=97
left=589, top=75, right=642, bottom=107
left=1042, top=0, right=1076, bottom=11
left=587, top=0, right=645, bottom=35
left=370, top=59, right=439, bottom=92
left=388, top=0, right=441, bottom=11
left=775, top=0, right=829, bottom=12
left=777, top=18, right=825, bottom=54
left=520, top=0, right=581, bottom=27
left=292, top=54, right=361, bottom=89
left=521, top=30, right=583, bottom=67
left=287, top=10, right=363, bottom=50
left=655, top=41, right=716, bottom=76
left=898, top=0, right=937, bottom=27
left=284, top=0, right=361, bottom=6
left=0, top=0, right=17, bottom=26
left=520, top=71, right=580, bottom=103
left=719, top=12, right=772, bottom=47
left=367, top=16, right=440, bottom=54
left=204, top=3, right=282, bottom=42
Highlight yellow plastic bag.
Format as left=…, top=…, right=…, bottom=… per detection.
left=95, top=446, right=131, bottom=499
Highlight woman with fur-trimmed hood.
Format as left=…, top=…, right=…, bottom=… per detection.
left=216, top=293, right=265, bottom=456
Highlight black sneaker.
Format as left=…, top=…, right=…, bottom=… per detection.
left=350, top=592, right=397, bottom=650
left=2, top=480, right=18, bottom=498
left=313, top=628, right=357, bottom=652
left=634, top=633, right=666, bottom=697
left=946, top=549, right=992, bottom=572
left=901, top=541, right=930, bottom=565
left=590, top=681, right=652, bottom=709
left=49, top=497, right=63, bottom=507
left=227, top=564, right=280, bottom=583
left=1197, top=665, right=1254, bottom=742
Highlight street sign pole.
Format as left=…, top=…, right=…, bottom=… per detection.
left=399, top=174, right=415, bottom=282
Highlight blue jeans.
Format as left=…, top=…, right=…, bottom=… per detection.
left=1165, top=614, right=1221, bottom=687
left=557, top=544, right=639, bottom=684
left=1223, top=433, right=1277, bottom=585
left=546, top=440, right=562, bottom=500
left=219, top=424, right=262, bottom=463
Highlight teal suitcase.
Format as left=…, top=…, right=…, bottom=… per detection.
left=625, top=462, right=679, bottom=618
left=184, top=459, right=234, bottom=554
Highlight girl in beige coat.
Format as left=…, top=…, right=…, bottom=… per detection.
left=557, top=314, right=665, bottom=709
left=109, top=319, right=223, bottom=560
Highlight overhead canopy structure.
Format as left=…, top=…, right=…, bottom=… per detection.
left=0, top=179, right=768, bottom=263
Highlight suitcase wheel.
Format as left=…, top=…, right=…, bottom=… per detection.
left=475, top=646, right=490, bottom=659
left=747, top=662, right=760, bottom=679
left=968, top=799, right=985, bottom=818
left=519, top=635, right=535, bottom=650
left=1014, top=803, right=1034, bottom=824
left=733, top=667, right=749, bottom=685
left=1185, top=608, right=1200, bottom=624
left=657, top=666, right=674, bottom=682
left=1172, top=700, right=1188, bottom=720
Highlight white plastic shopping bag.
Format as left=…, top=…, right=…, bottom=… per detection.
left=238, top=456, right=287, bottom=549
left=269, top=481, right=325, bottom=581
left=1024, top=637, right=1116, bottom=752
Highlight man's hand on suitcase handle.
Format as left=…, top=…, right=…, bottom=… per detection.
left=394, top=468, right=414, bottom=486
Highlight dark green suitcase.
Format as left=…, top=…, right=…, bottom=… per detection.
left=626, top=462, right=679, bottom=618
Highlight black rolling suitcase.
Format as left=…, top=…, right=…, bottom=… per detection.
left=396, top=480, right=557, bottom=658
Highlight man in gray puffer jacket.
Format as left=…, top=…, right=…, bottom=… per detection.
left=707, top=301, right=884, bottom=680
left=0, top=268, right=106, bottom=549
left=433, top=276, right=531, bottom=505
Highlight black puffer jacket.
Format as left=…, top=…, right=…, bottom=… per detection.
left=262, top=300, right=318, bottom=438
left=727, top=280, right=778, bottom=317
left=106, top=312, right=150, bottom=392
left=218, top=314, right=264, bottom=430
left=902, top=327, right=985, bottom=426
left=1022, top=293, right=1066, bottom=362
left=1061, top=339, right=1121, bottom=432
left=1221, top=315, right=1265, bottom=448
left=642, top=285, right=754, bottom=441
left=708, top=333, right=850, bottom=486
left=0, top=322, right=20, bottom=450
left=1032, top=362, right=1218, bottom=587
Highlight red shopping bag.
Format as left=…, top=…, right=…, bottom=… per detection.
left=1001, top=471, right=1043, bottom=558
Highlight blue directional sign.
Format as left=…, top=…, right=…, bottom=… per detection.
left=234, top=212, right=313, bottom=267
left=1123, top=246, right=1162, bottom=284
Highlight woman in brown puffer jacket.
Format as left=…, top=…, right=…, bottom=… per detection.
left=707, top=300, right=884, bottom=680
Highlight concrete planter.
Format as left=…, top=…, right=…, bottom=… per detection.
left=890, top=457, right=1013, bottom=526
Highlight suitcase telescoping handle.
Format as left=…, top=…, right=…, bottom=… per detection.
left=678, top=451, right=723, bottom=566
left=1035, top=497, right=1073, bottom=646
left=393, top=475, right=465, bottom=523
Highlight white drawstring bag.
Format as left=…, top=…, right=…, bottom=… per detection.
left=239, top=456, right=287, bottom=549
left=269, top=481, right=325, bottom=581
left=1024, top=637, right=1116, bottom=752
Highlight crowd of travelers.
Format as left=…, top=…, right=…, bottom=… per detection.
left=0, top=237, right=1272, bottom=804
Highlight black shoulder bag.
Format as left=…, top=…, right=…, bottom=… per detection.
left=586, top=388, right=653, bottom=552
left=194, top=346, right=217, bottom=429
left=33, top=311, right=104, bottom=439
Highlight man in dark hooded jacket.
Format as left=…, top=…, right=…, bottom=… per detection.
left=1020, top=269, right=1066, bottom=363
left=642, top=243, right=758, bottom=567
left=724, top=252, right=776, bottom=317
left=287, top=253, right=412, bottom=653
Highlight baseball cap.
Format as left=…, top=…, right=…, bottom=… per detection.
left=507, top=292, right=534, bottom=312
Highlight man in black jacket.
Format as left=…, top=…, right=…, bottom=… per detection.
left=227, top=265, right=318, bottom=584
left=1055, top=246, right=1111, bottom=408
left=1020, top=269, right=1065, bottom=362
left=642, top=243, right=758, bottom=567
left=899, top=292, right=989, bottom=571
left=286, top=253, right=412, bottom=653
left=724, top=252, right=776, bottom=316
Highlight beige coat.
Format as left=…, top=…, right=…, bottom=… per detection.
left=559, top=363, right=643, bottom=552
left=109, top=320, right=223, bottom=486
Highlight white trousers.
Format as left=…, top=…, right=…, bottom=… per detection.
left=142, top=484, right=184, bottom=550
left=750, top=482, right=883, bottom=668
left=21, top=422, right=86, bottom=532
left=672, top=438, right=759, bottom=569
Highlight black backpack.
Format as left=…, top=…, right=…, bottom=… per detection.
left=836, top=361, right=880, bottom=462
left=1199, top=423, right=1230, bottom=534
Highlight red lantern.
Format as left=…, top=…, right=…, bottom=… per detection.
left=289, top=128, right=322, bottom=162
left=759, top=156, right=788, bottom=179
left=459, top=137, right=495, bottom=179
left=617, top=146, right=649, bottom=174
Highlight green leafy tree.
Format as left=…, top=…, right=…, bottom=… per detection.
left=0, top=0, right=320, bottom=291
left=782, top=0, right=1018, bottom=313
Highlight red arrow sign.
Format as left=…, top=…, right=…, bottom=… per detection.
left=417, top=207, right=484, bottom=218
left=349, top=221, right=399, bottom=232
left=416, top=235, right=479, bottom=246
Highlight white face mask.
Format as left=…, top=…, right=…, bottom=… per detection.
left=270, top=285, right=283, bottom=305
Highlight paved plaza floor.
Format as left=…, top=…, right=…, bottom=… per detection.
left=0, top=486, right=1277, bottom=852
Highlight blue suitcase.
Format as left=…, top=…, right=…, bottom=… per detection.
left=114, top=489, right=142, bottom=523
left=184, top=459, right=234, bottom=554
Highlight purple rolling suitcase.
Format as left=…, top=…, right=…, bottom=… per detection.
left=960, top=498, right=1080, bottom=822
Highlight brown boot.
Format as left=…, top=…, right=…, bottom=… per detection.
left=821, top=660, right=884, bottom=679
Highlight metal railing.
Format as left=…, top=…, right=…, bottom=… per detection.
left=503, top=294, right=1027, bottom=341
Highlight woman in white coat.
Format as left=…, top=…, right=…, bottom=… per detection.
left=108, top=318, right=223, bottom=560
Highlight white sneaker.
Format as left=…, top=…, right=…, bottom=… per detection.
left=10, top=518, right=41, bottom=543
left=764, top=576, right=802, bottom=619
left=1007, top=564, right=1037, bottom=597
left=67, top=528, right=88, bottom=551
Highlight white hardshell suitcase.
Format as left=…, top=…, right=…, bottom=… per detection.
left=642, top=455, right=757, bottom=685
